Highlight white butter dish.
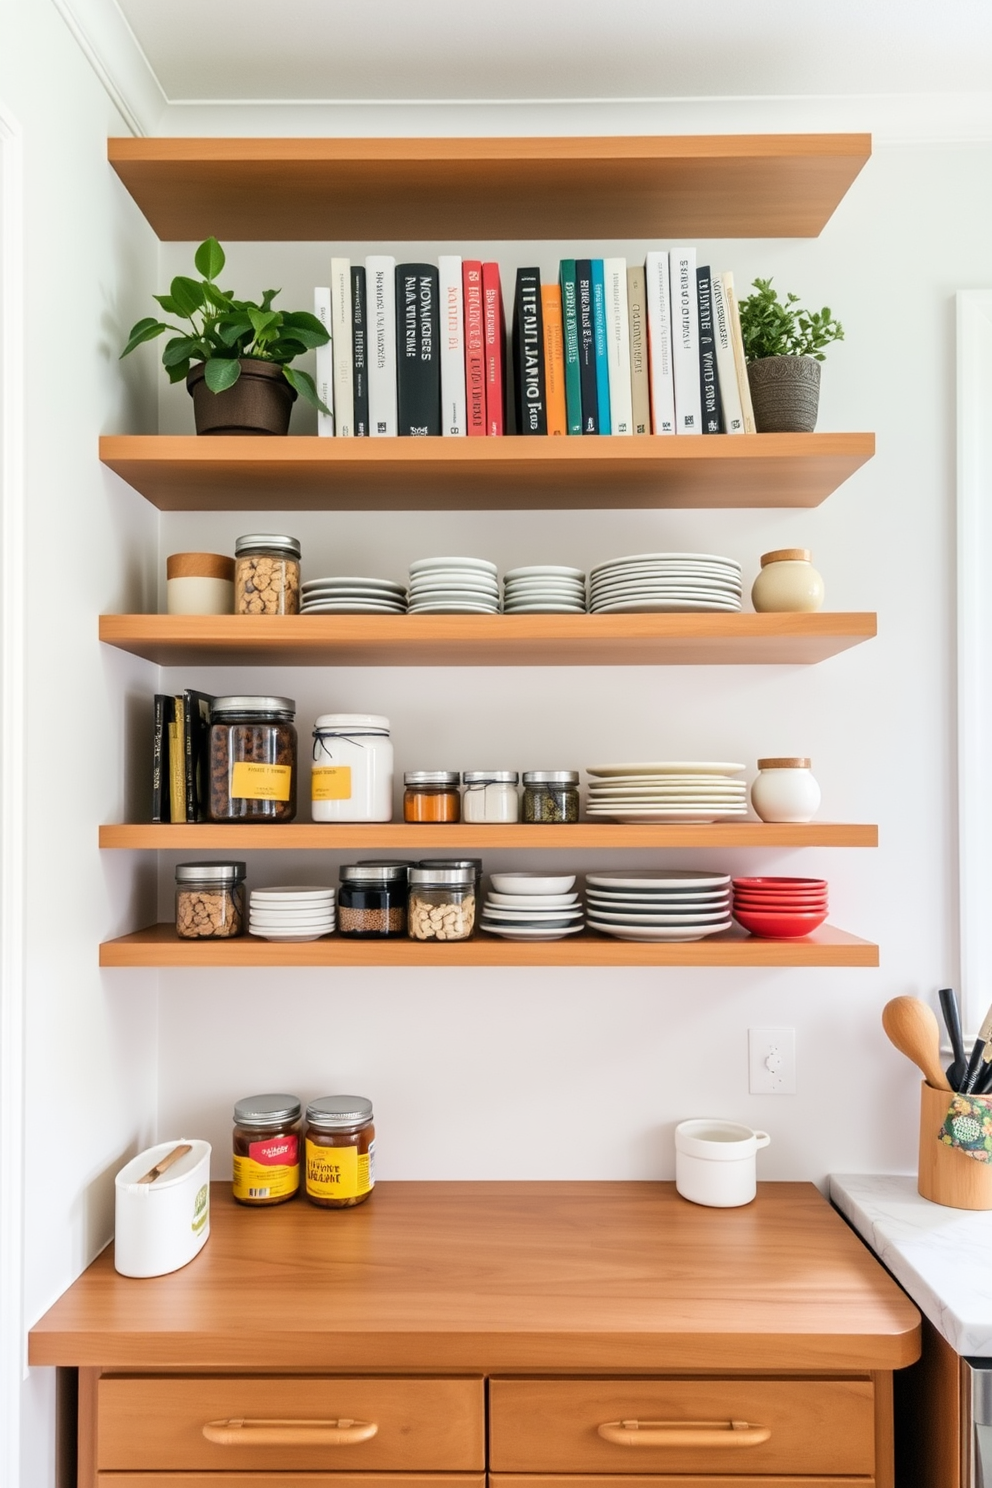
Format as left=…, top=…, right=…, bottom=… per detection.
left=114, top=1139, right=211, bottom=1278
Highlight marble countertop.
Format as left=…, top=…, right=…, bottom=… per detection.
left=830, top=1173, right=992, bottom=1357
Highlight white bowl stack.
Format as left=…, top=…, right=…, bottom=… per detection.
left=502, top=565, right=587, bottom=613
left=589, top=552, right=743, bottom=613
left=301, top=576, right=407, bottom=614
left=480, top=872, right=585, bottom=941
left=585, top=761, right=748, bottom=823
left=407, top=557, right=499, bottom=614
left=584, top=870, right=733, bottom=942
left=249, top=885, right=337, bottom=941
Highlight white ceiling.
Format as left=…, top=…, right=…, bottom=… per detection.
left=114, top=0, right=992, bottom=102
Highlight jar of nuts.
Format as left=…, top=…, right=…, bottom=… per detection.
left=337, top=864, right=407, bottom=938
left=208, top=696, right=298, bottom=823
left=175, top=861, right=246, bottom=939
left=408, top=865, right=476, bottom=942
left=234, top=534, right=301, bottom=615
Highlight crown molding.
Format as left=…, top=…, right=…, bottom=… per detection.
left=49, top=0, right=165, bottom=136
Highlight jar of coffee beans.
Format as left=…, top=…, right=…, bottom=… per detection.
left=337, top=864, right=407, bottom=938
left=234, top=534, right=301, bottom=615
left=175, top=861, right=246, bottom=939
left=208, top=696, right=298, bottom=823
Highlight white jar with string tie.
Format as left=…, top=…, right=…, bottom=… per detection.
left=311, top=714, right=393, bottom=822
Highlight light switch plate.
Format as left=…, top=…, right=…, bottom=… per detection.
left=748, top=1027, right=797, bottom=1094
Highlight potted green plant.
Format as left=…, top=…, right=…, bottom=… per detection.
left=737, top=277, right=843, bottom=433
left=120, top=237, right=330, bottom=435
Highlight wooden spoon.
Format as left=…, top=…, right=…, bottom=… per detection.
left=882, top=997, right=952, bottom=1091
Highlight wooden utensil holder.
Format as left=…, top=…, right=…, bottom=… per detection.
left=918, top=1080, right=992, bottom=1209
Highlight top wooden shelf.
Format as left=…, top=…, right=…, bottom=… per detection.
left=108, top=134, right=871, bottom=242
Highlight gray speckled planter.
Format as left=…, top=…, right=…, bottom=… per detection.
left=747, top=355, right=821, bottom=433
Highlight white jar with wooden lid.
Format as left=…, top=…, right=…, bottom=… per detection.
left=751, top=758, right=821, bottom=823
left=167, top=552, right=235, bottom=615
left=751, top=548, right=824, bottom=612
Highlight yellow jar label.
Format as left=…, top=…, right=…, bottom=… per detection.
left=233, top=1152, right=300, bottom=1203
left=305, top=1139, right=375, bottom=1200
left=312, top=765, right=353, bottom=801
left=231, top=761, right=292, bottom=801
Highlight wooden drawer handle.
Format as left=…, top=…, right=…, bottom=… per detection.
left=598, top=1418, right=771, bottom=1449
left=203, top=1416, right=378, bottom=1447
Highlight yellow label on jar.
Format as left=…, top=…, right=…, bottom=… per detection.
left=231, top=761, right=292, bottom=801
left=305, top=1139, right=375, bottom=1200
left=233, top=1153, right=300, bottom=1202
left=312, top=765, right=353, bottom=801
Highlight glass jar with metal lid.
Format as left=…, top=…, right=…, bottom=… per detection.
left=337, top=864, right=407, bottom=938
left=408, top=864, right=476, bottom=942
left=175, top=861, right=246, bottom=939
left=418, top=858, right=483, bottom=896
left=208, top=696, right=298, bottom=823
left=304, top=1095, right=375, bottom=1208
left=403, top=770, right=461, bottom=823
left=522, top=770, right=580, bottom=824
left=462, top=770, right=520, bottom=823
left=234, top=533, right=301, bottom=615
left=311, top=713, right=393, bottom=822
left=232, top=1093, right=302, bottom=1207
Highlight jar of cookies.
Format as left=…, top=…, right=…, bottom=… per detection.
left=175, top=861, right=246, bottom=938
left=208, top=697, right=298, bottom=823
left=234, top=534, right=301, bottom=615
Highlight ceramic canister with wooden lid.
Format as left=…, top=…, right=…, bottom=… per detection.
left=167, top=552, right=235, bottom=615
left=751, top=548, right=825, bottom=612
left=750, top=758, right=821, bottom=823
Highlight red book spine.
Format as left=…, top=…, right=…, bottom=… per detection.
left=482, top=261, right=505, bottom=436
left=463, top=261, right=486, bottom=437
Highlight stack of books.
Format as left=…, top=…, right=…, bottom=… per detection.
left=152, top=690, right=213, bottom=823
left=314, top=251, right=754, bottom=439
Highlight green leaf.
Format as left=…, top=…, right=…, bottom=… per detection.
left=153, top=293, right=181, bottom=315
left=170, top=275, right=206, bottom=318
left=283, top=365, right=330, bottom=415
left=248, top=307, right=279, bottom=337
left=261, top=288, right=281, bottom=311
left=120, top=318, right=168, bottom=358
left=167, top=359, right=192, bottom=384
left=202, top=281, right=234, bottom=311
left=216, top=315, right=253, bottom=348
left=194, top=236, right=226, bottom=281
left=162, top=335, right=203, bottom=368
left=203, top=357, right=242, bottom=393
left=278, top=311, right=329, bottom=348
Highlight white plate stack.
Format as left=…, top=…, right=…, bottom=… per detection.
left=585, top=761, right=748, bottom=823
left=407, top=557, right=500, bottom=614
left=249, top=885, right=337, bottom=941
left=588, top=552, right=743, bottom=613
left=301, top=576, right=407, bottom=614
left=502, top=565, right=587, bottom=614
left=585, top=870, right=733, bottom=942
left=480, top=872, right=585, bottom=941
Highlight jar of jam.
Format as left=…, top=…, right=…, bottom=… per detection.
left=208, top=696, right=298, bottom=823
left=522, top=770, right=580, bottom=823
left=232, top=1093, right=302, bottom=1207
left=304, top=1096, right=375, bottom=1208
left=403, top=770, right=461, bottom=822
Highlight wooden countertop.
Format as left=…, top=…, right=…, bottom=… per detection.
left=28, top=1181, right=919, bottom=1373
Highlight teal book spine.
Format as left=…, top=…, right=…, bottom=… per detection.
left=559, top=259, right=583, bottom=435
left=591, top=258, right=612, bottom=435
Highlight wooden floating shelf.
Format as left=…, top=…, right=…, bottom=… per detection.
left=100, top=822, right=877, bottom=850
left=98, top=433, right=874, bottom=512
left=99, top=923, right=878, bottom=969
left=99, top=612, right=876, bottom=668
left=108, top=134, right=872, bottom=242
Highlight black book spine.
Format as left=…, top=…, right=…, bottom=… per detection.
left=697, top=266, right=723, bottom=435
left=351, top=266, right=369, bottom=437
left=183, top=690, right=214, bottom=823
left=512, top=268, right=548, bottom=435
left=152, top=693, right=173, bottom=823
left=395, top=263, right=441, bottom=436
left=575, top=259, right=599, bottom=434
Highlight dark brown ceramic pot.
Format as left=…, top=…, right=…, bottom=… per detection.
left=186, top=358, right=297, bottom=436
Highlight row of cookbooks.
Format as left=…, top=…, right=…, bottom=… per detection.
left=152, top=690, right=212, bottom=822
left=314, top=250, right=755, bottom=439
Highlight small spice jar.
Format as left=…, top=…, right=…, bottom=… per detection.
left=175, top=861, right=246, bottom=939
left=403, top=770, right=461, bottom=823
left=304, top=1096, right=375, bottom=1208
left=234, top=533, right=301, bottom=615
left=408, top=865, right=476, bottom=942
left=232, top=1093, right=302, bottom=1207
left=462, top=771, right=520, bottom=823
left=208, top=696, right=298, bottom=823
left=522, top=770, right=580, bottom=824
left=751, top=757, right=822, bottom=823
left=338, top=864, right=408, bottom=938
left=311, top=714, right=393, bottom=822
left=751, top=549, right=825, bottom=613
left=166, top=552, right=235, bottom=615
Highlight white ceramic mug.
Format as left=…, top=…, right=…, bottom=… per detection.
left=674, top=1119, right=771, bottom=1208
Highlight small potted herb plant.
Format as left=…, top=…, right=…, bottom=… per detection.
left=737, top=278, right=844, bottom=433
left=120, top=237, right=330, bottom=435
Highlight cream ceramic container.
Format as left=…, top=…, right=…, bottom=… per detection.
left=675, top=1120, right=770, bottom=1208
left=114, top=1140, right=211, bottom=1277
left=750, top=757, right=821, bottom=823
left=166, top=552, right=235, bottom=615
left=751, top=548, right=824, bottom=612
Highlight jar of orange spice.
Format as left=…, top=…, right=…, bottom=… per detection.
left=403, top=770, right=461, bottom=823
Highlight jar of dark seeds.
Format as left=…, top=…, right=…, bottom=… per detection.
left=337, top=864, right=408, bottom=938
left=208, top=696, right=298, bottom=823
left=175, top=861, right=246, bottom=939
left=522, top=770, right=580, bottom=824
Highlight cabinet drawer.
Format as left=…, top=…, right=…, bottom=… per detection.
left=99, top=1478, right=486, bottom=1487
left=489, top=1378, right=875, bottom=1477
left=96, top=1376, right=485, bottom=1472
left=491, top=1478, right=873, bottom=1488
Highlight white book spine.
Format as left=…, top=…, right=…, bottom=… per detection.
left=330, top=257, right=354, bottom=437
left=604, top=256, right=633, bottom=436
left=437, top=254, right=466, bottom=437
left=722, top=270, right=756, bottom=434
left=366, top=254, right=398, bottom=437
left=644, top=251, right=675, bottom=436
left=670, top=247, right=701, bottom=435
left=710, top=273, right=744, bottom=435
left=314, top=286, right=334, bottom=437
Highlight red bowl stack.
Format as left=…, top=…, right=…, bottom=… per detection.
left=732, top=876, right=828, bottom=939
